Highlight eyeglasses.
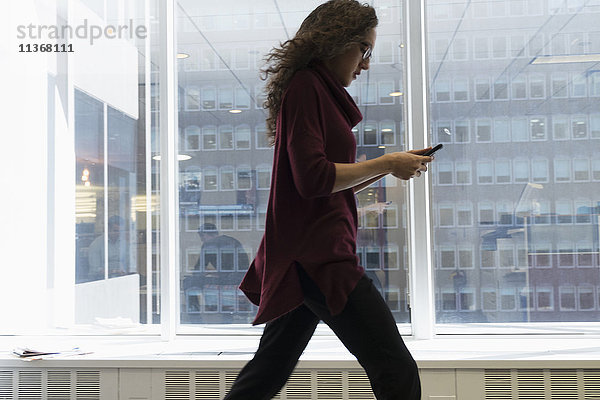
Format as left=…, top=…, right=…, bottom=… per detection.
left=360, top=42, right=373, bottom=60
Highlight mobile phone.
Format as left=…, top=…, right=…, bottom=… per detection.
left=423, top=143, right=443, bottom=156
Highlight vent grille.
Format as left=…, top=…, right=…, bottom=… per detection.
left=0, top=370, right=14, bottom=400
left=172, top=369, right=372, bottom=399
left=347, top=370, right=375, bottom=399
left=485, top=369, right=600, bottom=399
left=484, top=369, right=512, bottom=399
left=75, top=370, right=100, bottom=400
left=224, top=370, right=237, bottom=394
left=583, top=369, right=600, bottom=399
left=517, top=369, right=545, bottom=399
left=18, top=370, right=42, bottom=400
left=194, top=370, right=220, bottom=400
left=165, top=370, right=190, bottom=400
left=316, top=370, right=344, bottom=399
left=47, top=370, right=72, bottom=399
left=550, top=369, right=579, bottom=399
left=284, top=370, right=312, bottom=399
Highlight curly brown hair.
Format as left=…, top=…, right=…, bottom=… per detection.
left=261, top=0, right=378, bottom=145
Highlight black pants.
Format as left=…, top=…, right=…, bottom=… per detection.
left=223, top=267, right=421, bottom=400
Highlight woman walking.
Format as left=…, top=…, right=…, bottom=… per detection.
left=224, top=1, right=431, bottom=398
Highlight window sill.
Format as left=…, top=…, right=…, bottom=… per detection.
left=2, top=333, right=600, bottom=370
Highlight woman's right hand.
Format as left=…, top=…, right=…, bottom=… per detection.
left=384, top=151, right=432, bottom=180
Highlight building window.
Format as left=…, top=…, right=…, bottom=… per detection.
left=572, top=115, right=588, bottom=139
left=498, top=244, right=515, bottom=268
left=459, top=288, right=475, bottom=311
left=454, top=120, right=470, bottom=142
left=236, top=167, right=252, bottom=190
left=234, top=87, right=251, bottom=109
left=437, top=162, right=454, bottom=185
left=437, top=121, right=453, bottom=143
left=482, top=288, right=498, bottom=311
left=235, top=125, right=251, bottom=149
left=571, top=73, right=587, bottom=97
left=554, top=158, right=571, bottom=182
left=453, top=37, right=468, bottom=60
left=500, top=288, right=517, bottom=311
left=578, top=286, right=595, bottom=311
left=383, top=245, right=400, bottom=270
left=529, top=75, right=546, bottom=99
left=379, top=81, right=396, bottom=104
left=453, top=78, right=469, bottom=101
left=219, top=125, right=234, bottom=150
left=456, top=203, right=473, bottom=226
left=458, top=246, right=474, bottom=269
left=220, top=167, right=235, bottom=191
left=493, top=119, right=510, bottom=142
left=380, top=120, right=397, bottom=146
left=363, top=121, right=378, bottom=145
left=365, top=247, right=381, bottom=270
left=475, top=77, right=491, bottom=100
left=551, top=73, right=568, bottom=98
left=203, top=168, right=218, bottom=191
left=573, top=158, right=590, bottom=181
left=477, top=160, right=494, bottom=184
left=201, top=87, right=217, bottom=110
left=435, top=79, right=451, bottom=102
left=513, top=159, right=530, bottom=183
left=439, top=204, right=455, bottom=227
left=473, top=37, right=489, bottom=59
left=492, top=36, right=507, bottom=58
left=256, top=165, right=271, bottom=190
left=555, top=201, right=573, bottom=224
left=591, top=114, right=600, bottom=138
left=185, top=87, right=201, bottom=110
left=497, top=201, right=513, bottom=225
left=218, top=87, right=233, bottom=109
left=476, top=119, right=492, bottom=142
left=440, top=246, right=456, bottom=269
left=495, top=159, right=511, bottom=184
left=362, top=82, right=377, bottom=105
left=493, top=78, right=509, bottom=100
left=511, top=118, right=529, bottom=142
left=255, top=125, right=270, bottom=149
left=536, top=287, right=554, bottom=311
left=455, top=161, right=472, bottom=185
left=202, top=126, right=217, bottom=150
left=441, top=290, right=457, bottom=311
left=559, top=286, right=577, bottom=311
left=530, top=117, right=546, bottom=140
left=532, top=159, right=549, bottom=183
left=511, top=77, right=527, bottom=99
left=552, top=116, right=569, bottom=140
left=478, top=202, right=495, bottom=225
left=184, top=126, right=201, bottom=150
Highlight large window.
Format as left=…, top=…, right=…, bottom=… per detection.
left=427, top=0, right=600, bottom=328
left=176, top=0, right=411, bottom=327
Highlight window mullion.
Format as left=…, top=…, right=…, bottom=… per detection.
left=405, top=0, right=435, bottom=339
left=159, top=0, right=180, bottom=340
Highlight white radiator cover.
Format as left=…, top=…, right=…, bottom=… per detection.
left=1, top=367, right=600, bottom=399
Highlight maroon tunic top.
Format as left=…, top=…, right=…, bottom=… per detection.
left=240, top=62, right=365, bottom=325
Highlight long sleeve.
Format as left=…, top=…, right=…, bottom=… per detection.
left=283, top=76, right=337, bottom=199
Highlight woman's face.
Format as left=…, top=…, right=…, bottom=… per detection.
left=324, top=28, right=377, bottom=87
